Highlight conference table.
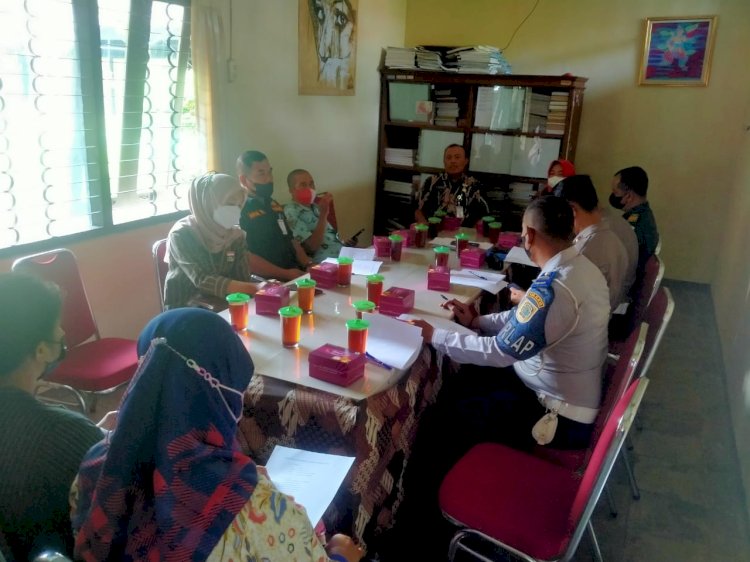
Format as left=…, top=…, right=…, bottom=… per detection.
left=223, top=240, right=490, bottom=547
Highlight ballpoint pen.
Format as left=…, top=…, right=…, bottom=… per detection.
left=365, top=352, right=394, bottom=371
left=440, top=294, right=450, bottom=301
left=469, top=271, right=488, bottom=280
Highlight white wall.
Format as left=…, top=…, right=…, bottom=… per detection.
left=214, top=0, right=408, bottom=244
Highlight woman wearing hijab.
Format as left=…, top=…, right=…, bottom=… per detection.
left=71, top=308, right=364, bottom=562
left=164, top=172, right=261, bottom=309
left=537, top=159, right=576, bottom=197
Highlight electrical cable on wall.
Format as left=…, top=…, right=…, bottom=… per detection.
left=502, top=0, right=541, bottom=52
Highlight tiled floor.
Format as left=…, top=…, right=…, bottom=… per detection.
left=86, top=280, right=750, bottom=561
left=573, top=280, right=750, bottom=562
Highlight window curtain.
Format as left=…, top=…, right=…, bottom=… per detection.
left=191, top=0, right=225, bottom=171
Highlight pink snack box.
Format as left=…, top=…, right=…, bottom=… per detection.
left=309, top=344, right=366, bottom=387
left=373, top=236, right=392, bottom=258
left=460, top=248, right=486, bottom=269
left=497, top=232, right=522, bottom=249
left=379, top=286, right=415, bottom=316
left=395, top=229, right=415, bottom=247
left=309, top=263, right=338, bottom=289
left=442, top=216, right=462, bottom=231
left=427, top=266, right=451, bottom=291
left=254, top=283, right=291, bottom=316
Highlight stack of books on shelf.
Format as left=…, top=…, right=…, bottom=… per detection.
left=434, top=89, right=459, bottom=127
left=443, top=45, right=512, bottom=75
left=383, top=179, right=414, bottom=196
left=527, top=91, right=550, bottom=134
left=545, top=92, right=569, bottom=135
left=415, top=47, right=443, bottom=70
left=385, top=47, right=417, bottom=69
left=384, top=147, right=415, bottom=166
left=509, top=182, right=536, bottom=203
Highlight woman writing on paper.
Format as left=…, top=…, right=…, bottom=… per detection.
left=71, top=308, right=364, bottom=562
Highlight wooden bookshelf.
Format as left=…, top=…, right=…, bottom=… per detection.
left=374, top=58, right=587, bottom=234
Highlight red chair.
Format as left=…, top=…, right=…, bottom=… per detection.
left=533, top=322, right=647, bottom=472
left=12, top=249, right=138, bottom=412
left=152, top=238, right=169, bottom=312
left=634, top=287, right=674, bottom=381
left=439, top=377, right=649, bottom=562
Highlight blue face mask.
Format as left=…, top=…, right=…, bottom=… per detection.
left=40, top=336, right=68, bottom=380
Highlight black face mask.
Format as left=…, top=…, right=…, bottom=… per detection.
left=609, top=192, right=626, bottom=210
left=254, top=183, right=274, bottom=199
left=40, top=337, right=68, bottom=380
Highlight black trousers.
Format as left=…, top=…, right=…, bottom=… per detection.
left=385, top=366, right=594, bottom=560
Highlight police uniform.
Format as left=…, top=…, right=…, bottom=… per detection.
left=574, top=221, right=634, bottom=311
left=602, top=207, right=638, bottom=287
left=623, top=202, right=659, bottom=271
left=431, top=246, right=610, bottom=420
left=240, top=196, right=301, bottom=271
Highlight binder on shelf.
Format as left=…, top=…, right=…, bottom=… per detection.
left=389, top=82, right=431, bottom=122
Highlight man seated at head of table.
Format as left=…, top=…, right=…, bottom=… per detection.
left=71, top=308, right=365, bottom=562
left=237, top=151, right=313, bottom=281
left=557, top=174, right=636, bottom=311
left=414, top=143, right=490, bottom=228
left=164, top=173, right=262, bottom=309
left=284, top=169, right=355, bottom=262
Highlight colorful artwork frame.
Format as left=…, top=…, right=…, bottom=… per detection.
left=639, top=16, right=717, bottom=86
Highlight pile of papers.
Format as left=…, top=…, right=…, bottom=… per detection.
left=385, top=147, right=415, bottom=166
left=416, top=47, right=443, bottom=70
left=443, top=45, right=512, bottom=75
left=450, top=269, right=507, bottom=294
left=385, top=47, right=417, bottom=69
left=362, top=312, right=423, bottom=371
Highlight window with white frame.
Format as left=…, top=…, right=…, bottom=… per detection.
left=0, top=0, right=200, bottom=253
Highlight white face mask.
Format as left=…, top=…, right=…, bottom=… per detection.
left=213, top=205, right=241, bottom=229
left=547, top=175, right=565, bottom=188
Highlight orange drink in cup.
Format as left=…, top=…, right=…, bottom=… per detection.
left=279, top=306, right=303, bottom=348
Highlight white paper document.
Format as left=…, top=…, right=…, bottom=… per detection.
left=323, top=257, right=382, bottom=275
left=503, top=246, right=537, bottom=267
left=339, top=247, right=376, bottom=261
left=265, top=446, right=355, bottom=527
left=429, top=237, right=493, bottom=250
left=450, top=269, right=508, bottom=294
left=397, top=313, right=478, bottom=336
left=362, top=312, right=423, bottom=371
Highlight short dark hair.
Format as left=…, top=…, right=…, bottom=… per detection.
left=286, top=168, right=309, bottom=189
left=557, top=175, right=599, bottom=212
left=443, top=144, right=466, bottom=157
left=236, top=150, right=268, bottom=175
left=615, top=166, right=649, bottom=197
left=0, top=272, right=62, bottom=378
left=525, top=195, right=574, bottom=242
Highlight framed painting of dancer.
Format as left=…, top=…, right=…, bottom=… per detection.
left=639, top=16, right=717, bottom=86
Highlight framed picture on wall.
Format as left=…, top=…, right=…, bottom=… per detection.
left=299, top=0, right=358, bottom=96
left=639, top=16, right=717, bottom=86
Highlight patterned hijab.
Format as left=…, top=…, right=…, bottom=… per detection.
left=183, top=172, right=245, bottom=254
left=72, top=308, right=257, bottom=562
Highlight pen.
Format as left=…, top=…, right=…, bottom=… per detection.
left=469, top=271, right=488, bottom=280
left=365, top=352, right=394, bottom=371
left=440, top=294, right=450, bottom=301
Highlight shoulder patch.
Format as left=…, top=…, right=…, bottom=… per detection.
left=271, top=202, right=284, bottom=213
left=627, top=214, right=639, bottom=224
left=248, top=210, right=265, bottom=219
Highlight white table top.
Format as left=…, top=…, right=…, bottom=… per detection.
left=221, top=244, right=483, bottom=401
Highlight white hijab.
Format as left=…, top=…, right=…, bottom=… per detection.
left=182, top=173, right=245, bottom=254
